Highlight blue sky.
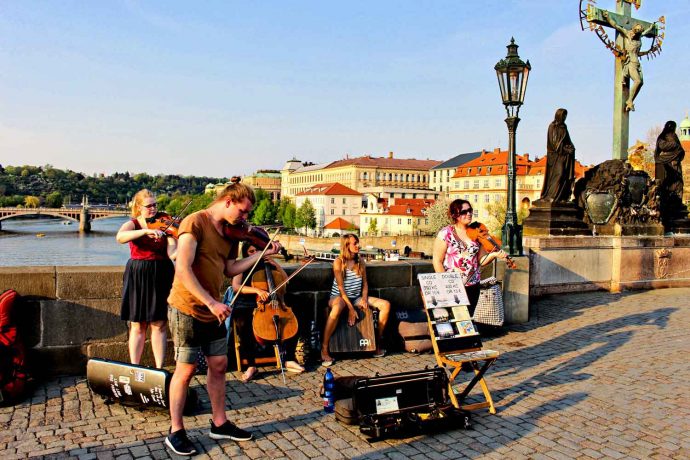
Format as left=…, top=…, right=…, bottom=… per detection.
left=1, top=1, right=688, bottom=177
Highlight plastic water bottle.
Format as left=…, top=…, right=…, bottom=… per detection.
left=323, top=368, right=335, bottom=413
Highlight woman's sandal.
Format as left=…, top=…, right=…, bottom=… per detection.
left=321, top=355, right=335, bottom=367
left=241, top=367, right=259, bottom=383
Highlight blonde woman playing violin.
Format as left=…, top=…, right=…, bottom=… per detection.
left=432, top=199, right=506, bottom=316
left=116, top=189, right=177, bottom=368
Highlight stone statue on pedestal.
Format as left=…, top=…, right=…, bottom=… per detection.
left=655, top=120, right=686, bottom=226
left=540, top=108, right=576, bottom=203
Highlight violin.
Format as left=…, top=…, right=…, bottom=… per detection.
left=222, top=221, right=293, bottom=261
left=145, top=199, right=193, bottom=239
left=146, top=212, right=180, bottom=239
left=466, top=221, right=517, bottom=270
left=251, top=259, right=299, bottom=345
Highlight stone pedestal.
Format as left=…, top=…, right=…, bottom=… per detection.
left=523, top=200, right=590, bottom=237
left=591, top=221, right=665, bottom=237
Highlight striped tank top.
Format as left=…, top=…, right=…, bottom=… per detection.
left=330, top=268, right=363, bottom=298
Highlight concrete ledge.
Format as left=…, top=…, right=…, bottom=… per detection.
left=56, top=266, right=124, bottom=299
left=40, top=299, right=126, bottom=346
left=0, top=266, right=56, bottom=298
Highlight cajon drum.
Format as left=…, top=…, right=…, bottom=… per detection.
left=329, top=306, right=376, bottom=353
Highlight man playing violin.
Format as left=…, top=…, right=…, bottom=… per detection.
left=116, top=189, right=176, bottom=369
left=165, top=179, right=283, bottom=456
left=432, top=199, right=507, bottom=316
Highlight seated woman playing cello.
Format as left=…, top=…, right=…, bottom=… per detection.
left=232, top=243, right=304, bottom=382
left=321, top=233, right=391, bottom=367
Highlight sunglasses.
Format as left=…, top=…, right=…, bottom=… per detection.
left=458, top=208, right=473, bottom=216
left=143, top=203, right=158, bottom=209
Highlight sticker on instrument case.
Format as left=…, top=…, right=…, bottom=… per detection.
left=134, top=370, right=145, bottom=383
left=375, top=396, right=399, bottom=414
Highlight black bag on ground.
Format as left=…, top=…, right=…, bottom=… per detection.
left=396, top=309, right=432, bottom=353
left=351, top=368, right=470, bottom=439
left=335, top=398, right=358, bottom=425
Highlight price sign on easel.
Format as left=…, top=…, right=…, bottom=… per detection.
left=418, top=272, right=470, bottom=308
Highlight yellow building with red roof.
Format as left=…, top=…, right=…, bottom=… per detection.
left=360, top=197, right=435, bottom=236
left=294, top=182, right=362, bottom=236
left=281, top=152, right=440, bottom=200
left=449, top=147, right=589, bottom=223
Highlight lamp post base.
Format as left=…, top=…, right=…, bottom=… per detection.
left=501, top=222, right=523, bottom=256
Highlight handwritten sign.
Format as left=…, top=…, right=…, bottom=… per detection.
left=417, top=272, right=469, bottom=308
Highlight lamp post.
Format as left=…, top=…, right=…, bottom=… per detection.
left=495, top=37, right=530, bottom=256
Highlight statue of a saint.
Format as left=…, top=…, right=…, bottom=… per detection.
left=540, top=108, right=576, bottom=203
left=603, top=11, right=657, bottom=112
left=655, top=120, right=685, bottom=220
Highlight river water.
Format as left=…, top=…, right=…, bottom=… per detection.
left=0, top=217, right=131, bottom=266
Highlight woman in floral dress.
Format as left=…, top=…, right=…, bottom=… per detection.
left=432, top=199, right=506, bottom=316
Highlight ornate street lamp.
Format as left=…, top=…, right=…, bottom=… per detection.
left=495, top=37, right=530, bottom=256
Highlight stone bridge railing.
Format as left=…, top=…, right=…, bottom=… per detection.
left=0, top=261, right=450, bottom=376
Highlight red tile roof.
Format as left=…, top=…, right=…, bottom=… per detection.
left=323, top=217, right=358, bottom=230
left=327, top=155, right=441, bottom=171
left=295, top=182, right=361, bottom=196
left=452, top=148, right=533, bottom=178
left=529, top=156, right=590, bottom=178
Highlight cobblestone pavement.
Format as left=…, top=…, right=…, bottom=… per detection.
left=2, top=288, right=689, bottom=459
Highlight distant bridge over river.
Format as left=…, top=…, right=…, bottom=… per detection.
left=0, top=206, right=129, bottom=232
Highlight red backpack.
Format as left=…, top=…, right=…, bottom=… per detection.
left=0, top=289, right=29, bottom=404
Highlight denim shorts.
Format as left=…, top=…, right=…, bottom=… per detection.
left=168, top=307, right=228, bottom=364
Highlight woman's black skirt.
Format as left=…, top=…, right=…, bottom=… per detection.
left=120, top=258, right=174, bottom=322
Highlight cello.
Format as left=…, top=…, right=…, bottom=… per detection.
left=250, top=259, right=299, bottom=345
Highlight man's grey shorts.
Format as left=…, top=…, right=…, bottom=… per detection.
left=168, top=307, right=228, bottom=364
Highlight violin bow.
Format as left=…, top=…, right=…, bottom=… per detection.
left=226, top=226, right=282, bottom=311
left=265, top=247, right=316, bottom=298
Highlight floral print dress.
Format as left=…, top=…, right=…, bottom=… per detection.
left=436, top=225, right=480, bottom=286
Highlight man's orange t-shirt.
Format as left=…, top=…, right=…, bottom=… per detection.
left=167, top=210, right=237, bottom=323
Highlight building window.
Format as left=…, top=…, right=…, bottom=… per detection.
left=484, top=194, right=490, bottom=203
left=494, top=194, right=501, bottom=202
left=397, top=218, right=402, bottom=224
left=330, top=209, right=334, bottom=215
left=478, top=167, right=482, bottom=174
left=433, top=171, right=437, bottom=178
left=342, top=198, right=346, bottom=204
left=454, top=181, right=459, bottom=189
left=407, top=218, right=412, bottom=224
left=464, top=194, right=469, bottom=200
left=495, top=179, right=501, bottom=187
left=330, top=197, right=335, bottom=204
left=342, top=209, right=345, bottom=215
left=464, top=180, right=469, bottom=189
left=474, top=195, right=478, bottom=203
left=473, top=180, right=480, bottom=188
left=484, top=179, right=489, bottom=188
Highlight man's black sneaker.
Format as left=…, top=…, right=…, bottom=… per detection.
left=165, top=429, right=198, bottom=456
left=209, top=420, right=253, bottom=441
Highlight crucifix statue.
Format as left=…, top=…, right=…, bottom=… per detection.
left=580, top=0, right=665, bottom=160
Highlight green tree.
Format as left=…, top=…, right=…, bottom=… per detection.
left=295, top=199, right=317, bottom=234
left=282, top=202, right=296, bottom=229
left=251, top=199, right=276, bottom=225
left=485, top=201, right=529, bottom=236
left=44, top=191, right=63, bottom=208
left=367, top=217, right=378, bottom=236
left=24, top=195, right=40, bottom=208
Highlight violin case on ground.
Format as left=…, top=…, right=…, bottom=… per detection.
left=348, top=368, right=471, bottom=439
left=396, top=309, right=432, bottom=353
left=87, top=358, right=197, bottom=414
